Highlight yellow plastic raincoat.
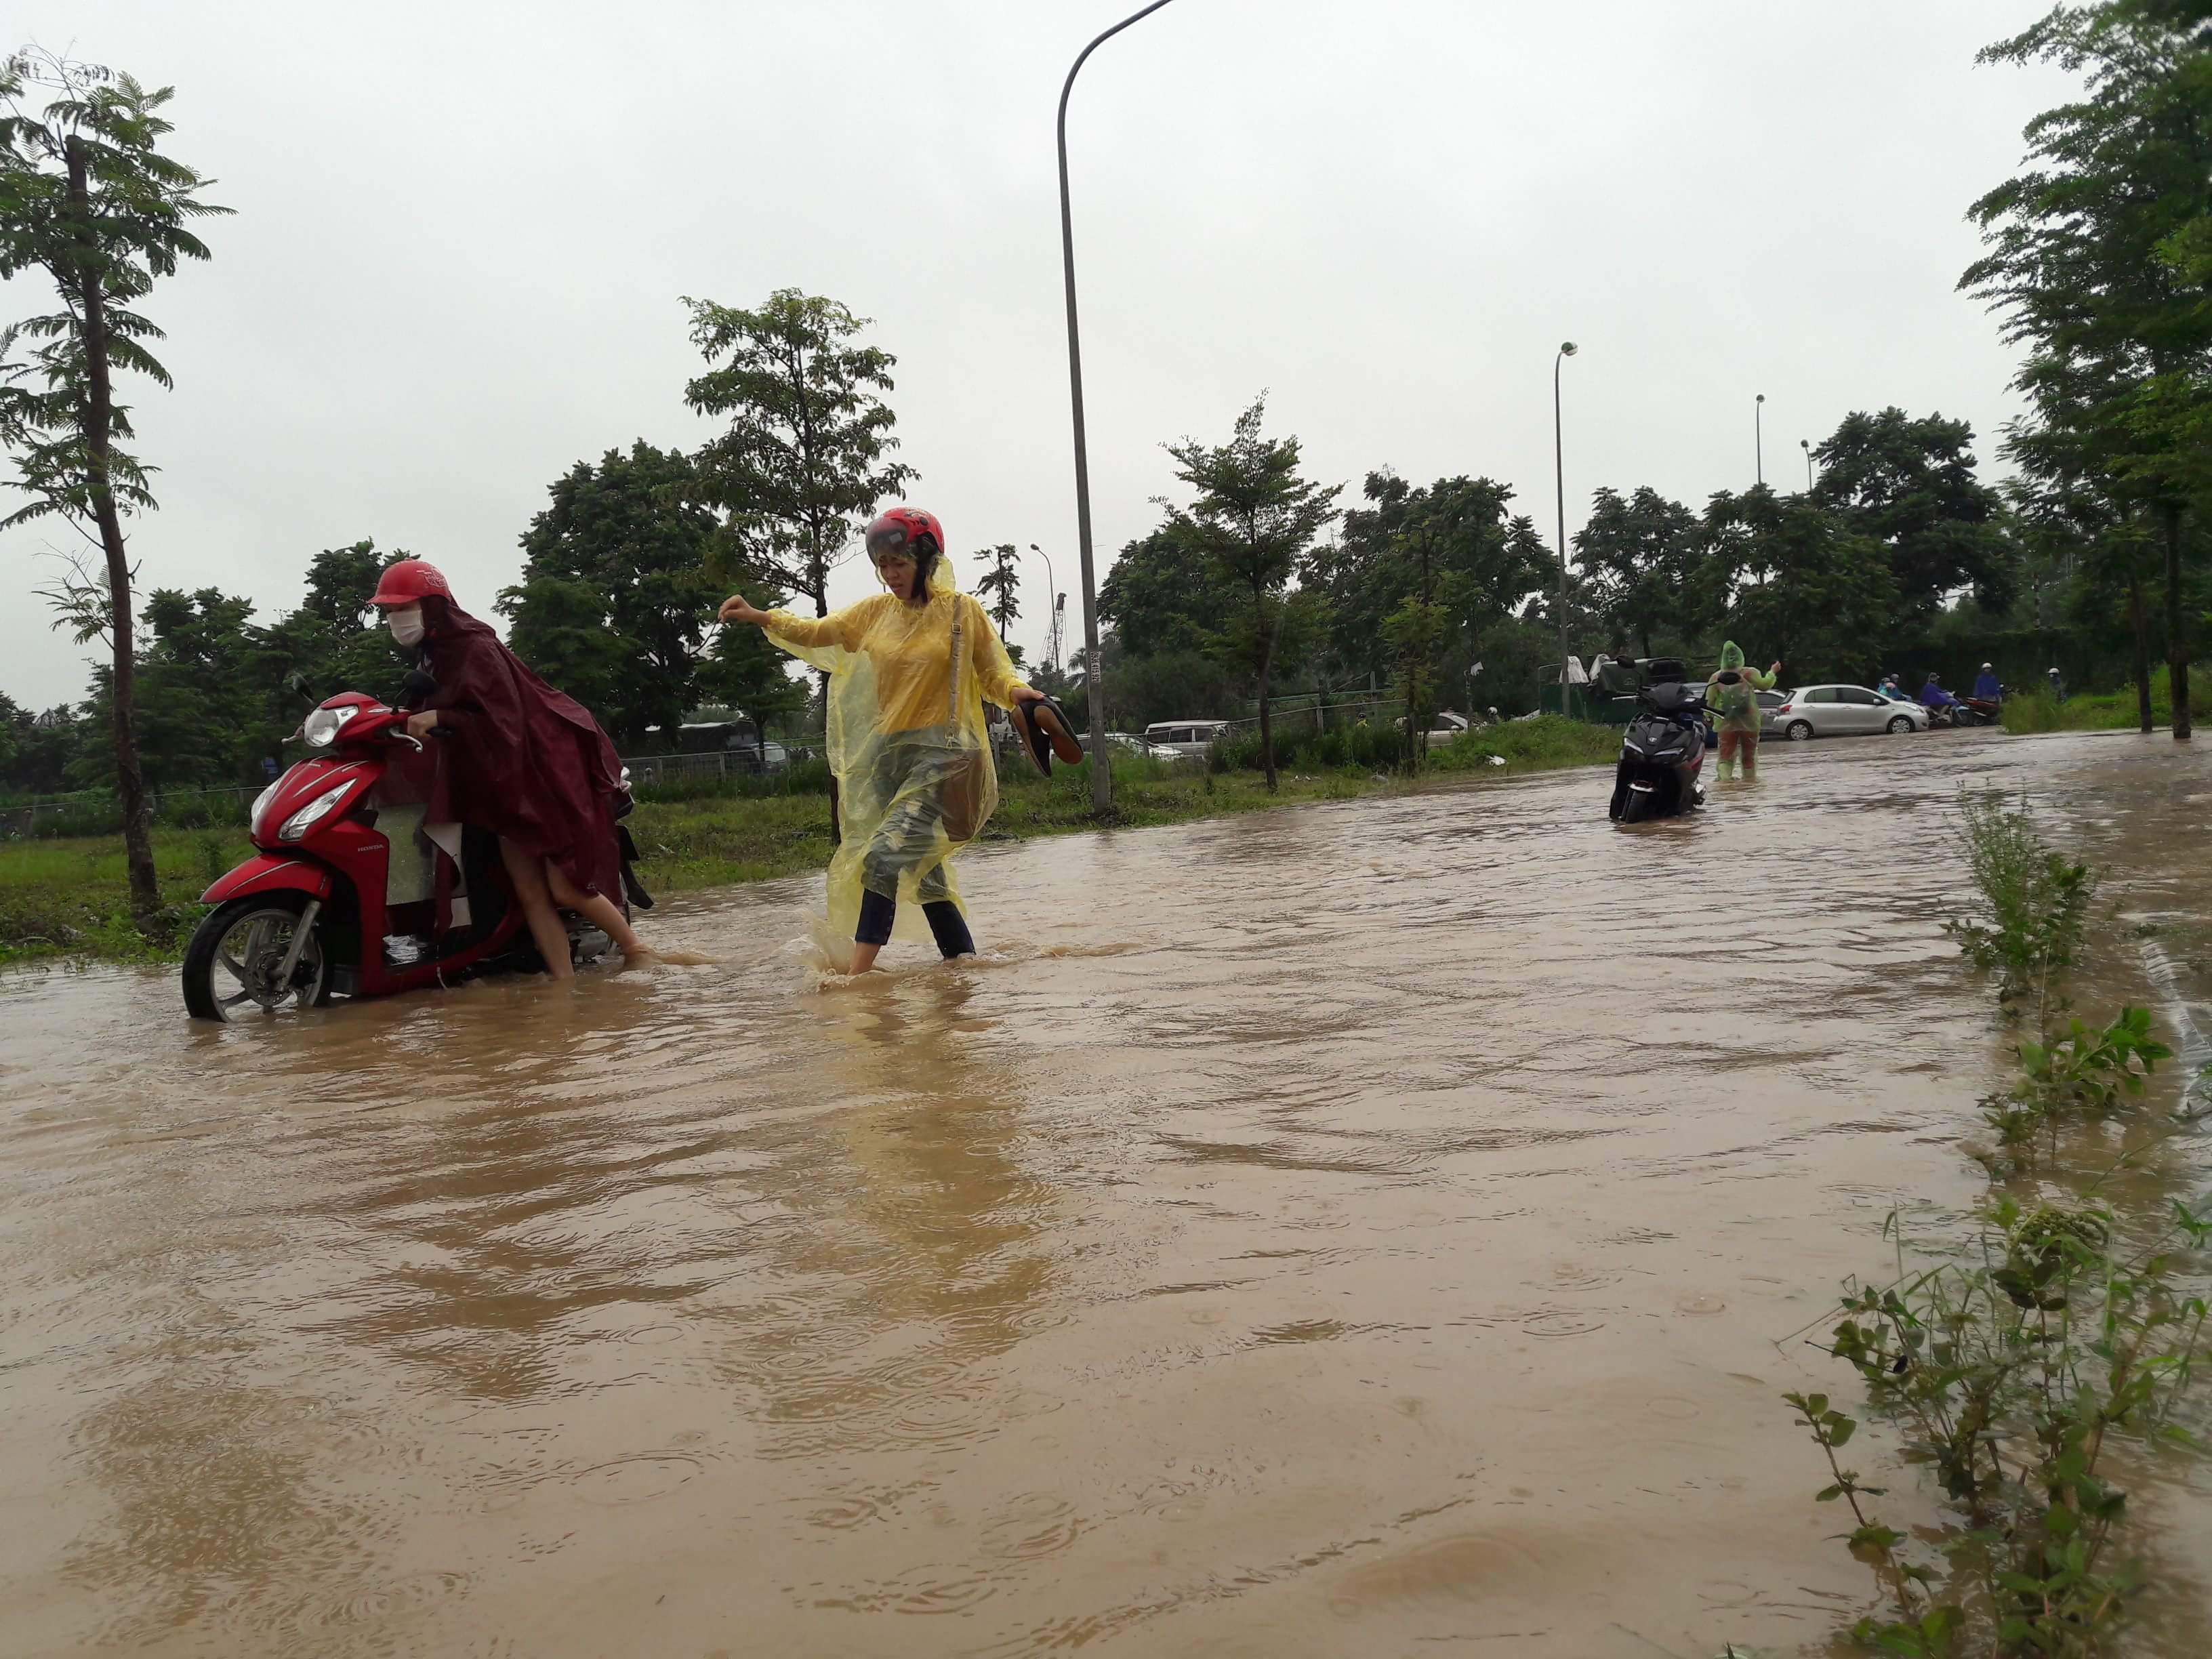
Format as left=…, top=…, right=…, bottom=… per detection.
left=762, top=549, right=1026, bottom=949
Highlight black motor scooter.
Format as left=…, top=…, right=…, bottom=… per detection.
left=1608, top=677, right=1711, bottom=823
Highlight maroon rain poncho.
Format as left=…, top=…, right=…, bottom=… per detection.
left=415, top=596, right=625, bottom=924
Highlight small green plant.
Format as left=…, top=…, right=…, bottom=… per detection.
left=1945, top=792, right=2098, bottom=1019
left=1788, top=1195, right=2211, bottom=1657
left=1977, top=1007, right=2172, bottom=1174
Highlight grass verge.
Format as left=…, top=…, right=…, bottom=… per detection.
left=0, top=718, right=1614, bottom=968
left=1999, top=664, right=2209, bottom=733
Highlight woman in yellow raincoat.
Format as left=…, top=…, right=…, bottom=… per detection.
left=718, top=508, right=1044, bottom=972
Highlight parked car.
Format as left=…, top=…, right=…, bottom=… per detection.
left=1771, top=685, right=1930, bottom=740
left=1079, top=731, right=1183, bottom=761
left=1143, top=720, right=1231, bottom=759
left=1420, top=710, right=1474, bottom=747
left=1754, top=689, right=1789, bottom=735
left=729, top=739, right=790, bottom=773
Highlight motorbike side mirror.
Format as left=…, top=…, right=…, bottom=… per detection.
left=285, top=670, right=316, bottom=705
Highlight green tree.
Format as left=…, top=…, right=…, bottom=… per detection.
left=70, top=586, right=257, bottom=790
left=682, top=289, right=916, bottom=621
left=501, top=575, right=629, bottom=723
left=1965, top=0, right=2212, bottom=739
left=1703, top=487, right=1900, bottom=681
left=1160, top=398, right=1341, bottom=792
left=1315, top=472, right=1547, bottom=695
left=0, top=49, right=227, bottom=924
left=0, top=699, right=83, bottom=794
left=1810, top=409, right=2013, bottom=617
left=683, top=289, right=914, bottom=832
left=1099, top=524, right=1231, bottom=657
left=499, top=442, right=724, bottom=746
left=1574, top=485, right=1700, bottom=658
left=0, top=689, right=20, bottom=775
left=972, top=541, right=1023, bottom=639
left=261, top=539, right=411, bottom=712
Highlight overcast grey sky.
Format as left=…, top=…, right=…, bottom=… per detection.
left=0, top=0, right=2074, bottom=707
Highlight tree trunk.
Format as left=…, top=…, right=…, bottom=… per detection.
left=1407, top=663, right=1422, bottom=772
left=1256, top=674, right=1276, bottom=792
left=2126, top=557, right=2153, bottom=734
left=68, top=137, right=159, bottom=930
left=2165, top=506, right=2191, bottom=742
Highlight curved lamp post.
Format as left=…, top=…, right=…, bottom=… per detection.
left=1800, top=438, right=1813, bottom=493
left=1027, top=541, right=1058, bottom=674
left=1553, top=341, right=1578, bottom=699
left=1755, top=392, right=1767, bottom=487
left=1057, top=0, right=1181, bottom=815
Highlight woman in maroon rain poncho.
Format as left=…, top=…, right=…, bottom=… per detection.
left=369, top=560, right=651, bottom=978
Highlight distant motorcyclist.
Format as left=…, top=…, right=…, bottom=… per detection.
left=2047, top=665, right=2067, bottom=703
left=1973, top=663, right=2001, bottom=702
left=1919, top=672, right=1959, bottom=711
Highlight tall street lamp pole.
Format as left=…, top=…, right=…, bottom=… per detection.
left=1755, top=392, right=1766, bottom=487
left=1553, top=342, right=1578, bottom=703
left=1801, top=438, right=1813, bottom=493
left=1026, top=542, right=1058, bottom=674
left=1057, top=0, right=1180, bottom=816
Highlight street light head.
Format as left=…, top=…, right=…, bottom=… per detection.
left=1028, top=543, right=1040, bottom=552
left=1559, top=342, right=1578, bottom=357
left=1756, top=392, right=1766, bottom=404
left=1800, top=438, right=1809, bottom=450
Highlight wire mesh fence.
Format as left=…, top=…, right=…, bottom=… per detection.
left=0, top=783, right=263, bottom=840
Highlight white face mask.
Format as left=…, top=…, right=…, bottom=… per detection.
left=387, top=606, right=425, bottom=648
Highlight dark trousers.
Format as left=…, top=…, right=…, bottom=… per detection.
left=856, top=889, right=975, bottom=958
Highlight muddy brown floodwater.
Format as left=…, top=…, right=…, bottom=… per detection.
left=3, top=731, right=2209, bottom=1658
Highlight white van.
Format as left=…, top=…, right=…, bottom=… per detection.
left=1143, top=720, right=1231, bottom=759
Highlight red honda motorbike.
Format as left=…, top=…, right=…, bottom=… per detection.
left=183, top=686, right=642, bottom=1022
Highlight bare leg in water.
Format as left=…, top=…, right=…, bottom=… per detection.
left=500, top=839, right=651, bottom=980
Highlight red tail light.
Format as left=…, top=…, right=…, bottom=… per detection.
left=1776, top=703, right=1793, bottom=714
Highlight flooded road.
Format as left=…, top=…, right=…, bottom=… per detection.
left=3, top=731, right=2209, bottom=1657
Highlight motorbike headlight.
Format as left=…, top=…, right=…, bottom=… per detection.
left=302, top=706, right=357, bottom=749
left=278, top=781, right=353, bottom=842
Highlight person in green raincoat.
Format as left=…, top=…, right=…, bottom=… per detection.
left=1706, top=641, right=1779, bottom=781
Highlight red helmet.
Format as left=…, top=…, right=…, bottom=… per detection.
left=863, top=508, right=944, bottom=563
left=371, top=560, right=451, bottom=607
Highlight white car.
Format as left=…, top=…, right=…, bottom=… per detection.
left=1080, top=731, right=1183, bottom=761
left=1771, top=684, right=1930, bottom=740
left=1143, top=720, right=1231, bottom=759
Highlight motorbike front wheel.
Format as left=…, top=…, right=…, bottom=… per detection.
left=1618, top=787, right=1658, bottom=824
left=183, top=893, right=330, bottom=1022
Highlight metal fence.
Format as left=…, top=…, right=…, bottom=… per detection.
left=1212, top=695, right=1418, bottom=739
left=0, top=748, right=818, bottom=839
left=0, top=782, right=263, bottom=840
left=619, top=748, right=806, bottom=788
